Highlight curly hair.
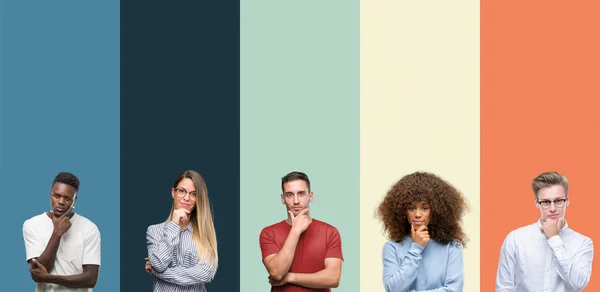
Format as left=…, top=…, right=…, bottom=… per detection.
left=377, top=172, right=468, bottom=247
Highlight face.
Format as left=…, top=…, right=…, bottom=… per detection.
left=172, top=178, right=197, bottom=212
left=536, top=184, right=568, bottom=221
left=50, top=183, right=77, bottom=217
left=406, top=201, right=431, bottom=228
left=281, top=179, right=313, bottom=216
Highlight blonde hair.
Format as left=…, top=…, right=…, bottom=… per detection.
left=168, top=170, right=218, bottom=277
left=532, top=171, right=569, bottom=199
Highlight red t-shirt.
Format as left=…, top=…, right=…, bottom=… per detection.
left=259, top=219, right=344, bottom=292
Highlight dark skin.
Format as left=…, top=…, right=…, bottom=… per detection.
left=27, top=182, right=99, bottom=288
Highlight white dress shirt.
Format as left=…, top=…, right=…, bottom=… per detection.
left=496, top=220, right=593, bottom=292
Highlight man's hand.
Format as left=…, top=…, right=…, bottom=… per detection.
left=541, top=217, right=563, bottom=239
left=269, top=273, right=291, bottom=286
left=29, top=258, right=50, bottom=283
left=411, top=225, right=430, bottom=247
left=51, top=207, right=73, bottom=237
left=144, top=257, right=152, bottom=274
left=290, top=209, right=312, bottom=234
left=172, top=209, right=190, bottom=226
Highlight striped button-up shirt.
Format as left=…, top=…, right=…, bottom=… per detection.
left=496, top=221, right=594, bottom=292
left=147, top=221, right=214, bottom=292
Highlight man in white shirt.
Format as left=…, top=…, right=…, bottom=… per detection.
left=496, top=171, right=594, bottom=292
left=23, top=172, right=101, bottom=292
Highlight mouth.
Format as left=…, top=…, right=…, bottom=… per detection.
left=412, top=220, right=424, bottom=225
left=548, top=214, right=560, bottom=219
left=180, top=203, right=191, bottom=208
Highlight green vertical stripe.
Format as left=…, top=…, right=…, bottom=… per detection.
left=240, top=1, right=359, bottom=291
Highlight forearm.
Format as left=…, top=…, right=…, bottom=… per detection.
left=288, top=268, right=340, bottom=289
left=383, top=243, right=423, bottom=292
left=265, top=229, right=301, bottom=280
left=548, top=236, right=593, bottom=290
left=410, top=286, right=455, bottom=292
left=35, top=232, right=62, bottom=272
left=45, top=271, right=97, bottom=288
left=148, top=222, right=180, bottom=272
left=153, top=262, right=213, bottom=286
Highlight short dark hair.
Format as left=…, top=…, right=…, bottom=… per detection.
left=53, top=172, right=80, bottom=192
left=281, top=171, right=311, bottom=192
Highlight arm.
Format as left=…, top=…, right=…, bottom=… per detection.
left=496, top=233, right=517, bottom=292
left=153, top=260, right=214, bottom=286
left=261, top=228, right=301, bottom=281
left=147, top=222, right=180, bottom=273
left=548, top=236, right=594, bottom=290
left=285, top=257, right=342, bottom=288
left=383, top=241, right=423, bottom=292
left=23, top=220, right=61, bottom=272
left=44, top=265, right=100, bottom=288
left=409, top=243, right=464, bottom=292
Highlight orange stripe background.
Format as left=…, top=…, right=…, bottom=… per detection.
left=481, top=1, right=600, bottom=291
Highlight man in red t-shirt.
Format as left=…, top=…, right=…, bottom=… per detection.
left=259, top=171, right=344, bottom=292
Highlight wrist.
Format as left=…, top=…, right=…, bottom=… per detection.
left=290, top=227, right=302, bottom=237
left=286, top=272, right=295, bottom=283
left=45, top=273, right=57, bottom=283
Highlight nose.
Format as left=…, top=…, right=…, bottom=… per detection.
left=57, top=197, right=66, bottom=205
left=415, top=210, right=422, bottom=217
left=549, top=202, right=558, bottom=211
left=293, top=194, right=300, bottom=204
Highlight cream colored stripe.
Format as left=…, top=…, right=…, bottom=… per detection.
left=360, top=1, right=480, bottom=291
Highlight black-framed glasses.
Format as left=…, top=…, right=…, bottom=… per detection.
left=537, top=198, right=567, bottom=208
left=175, top=187, right=197, bottom=200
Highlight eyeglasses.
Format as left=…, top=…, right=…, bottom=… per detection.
left=175, top=187, right=197, bottom=200
left=537, top=198, right=567, bottom=208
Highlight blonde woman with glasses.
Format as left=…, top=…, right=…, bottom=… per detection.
left=145, top=170, right=218, bottom=292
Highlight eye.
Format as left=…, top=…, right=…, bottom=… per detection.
left=190, top=193, right=197, bottom=197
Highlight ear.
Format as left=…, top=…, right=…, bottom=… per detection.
left=308, top=191, right=314, bottom=203
left=281, top=194, right=285, bottom=205
left=534, top=198, right=540, bottom=208
left=171, top=188, right=176, bottom=199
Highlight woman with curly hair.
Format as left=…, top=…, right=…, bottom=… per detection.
left=377, top=172, right=468, bottom=292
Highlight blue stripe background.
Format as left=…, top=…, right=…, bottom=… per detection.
left=0, top=1, right=120, bottom=291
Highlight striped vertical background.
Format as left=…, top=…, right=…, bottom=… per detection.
left=1, top=1, right=598, bottom=291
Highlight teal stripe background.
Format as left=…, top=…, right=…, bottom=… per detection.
left=240, top=0, right=360, bottom=290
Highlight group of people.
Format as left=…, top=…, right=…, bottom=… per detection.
left=22, top=170, right=593, bottom=291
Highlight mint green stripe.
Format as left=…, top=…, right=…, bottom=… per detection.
left=240, top=1, right=359, bottom=291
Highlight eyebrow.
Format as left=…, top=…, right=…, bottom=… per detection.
left=177, top=187, right=197, bottom=193
left=52, top=192, right=74, bottom=198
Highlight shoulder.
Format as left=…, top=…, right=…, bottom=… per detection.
left=506, top=222, right=537, bottom=239
left=261, top=220, right=287, bottom=234
left=23, top=213, right=46, bottom=226
left=23, top=213, right=47, bottom=232
left=312, top=219, right=339, bottom=232
left=382, top=239, right=408, bottom=258
left=567, top=227, right=593, bottom=245
left=147, top=222, right=167, bottom=234
left=74, top=214, right=100, bottom=235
